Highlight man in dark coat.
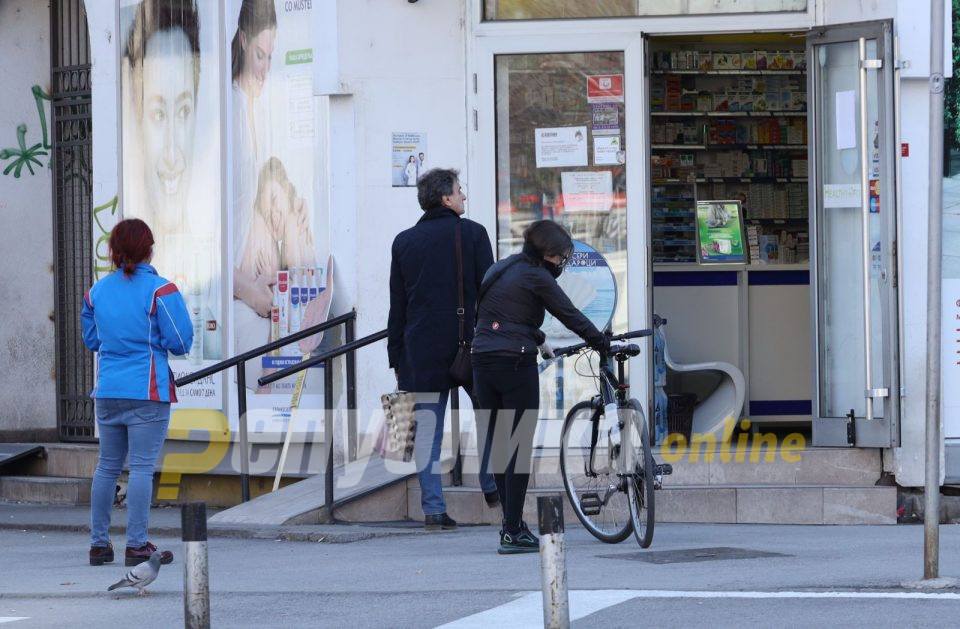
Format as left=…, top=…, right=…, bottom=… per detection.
left=388, top=168, right=499, bottom=530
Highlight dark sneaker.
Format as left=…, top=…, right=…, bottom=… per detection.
left=424, top=513, right=457, bottom=531
left=89, top=543, right=114, bottom=566
left=125, top=542, right=173, bottom=567
left=484, top=490, right=501, bottom=508
left=498, top=524, right=539, bottom=555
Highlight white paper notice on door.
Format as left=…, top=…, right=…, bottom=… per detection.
left=561, top=171, right=613, bottom=213
left=835, top=90, right=857, bottom=150
left=943, top=279, right=960, bottom=438
left=535, top=126, right=588, bottom=168
left=823, top=183, right=861, bottom=208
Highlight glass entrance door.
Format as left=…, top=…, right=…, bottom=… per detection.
left=471, top=33, right=648, bottom=421
left=808, top=23, right=899, bottom=447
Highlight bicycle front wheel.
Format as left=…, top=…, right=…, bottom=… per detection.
left=624, top=399, right=655, bottom=548
left=560, top=400, right=632, bottom=544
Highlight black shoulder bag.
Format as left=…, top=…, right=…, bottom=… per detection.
left=448, top=221, right=474, bottom=389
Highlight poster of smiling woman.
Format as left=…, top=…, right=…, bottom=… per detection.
left=120, top=0, right=223, bottom=407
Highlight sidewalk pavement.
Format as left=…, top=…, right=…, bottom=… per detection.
left=1, top=501, right=959, bottom=628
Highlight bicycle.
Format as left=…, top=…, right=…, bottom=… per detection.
left=550, top=329, right=672, bottom=548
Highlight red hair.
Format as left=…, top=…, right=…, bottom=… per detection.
left=109, top=218, right=155, bottom=276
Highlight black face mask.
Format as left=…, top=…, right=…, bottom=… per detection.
left=543, top=260, right=563, bottom=279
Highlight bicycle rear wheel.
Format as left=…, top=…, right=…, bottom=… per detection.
left=624, top=399, right=655, bottom=548
left=560, top=400, right=632, bottom=544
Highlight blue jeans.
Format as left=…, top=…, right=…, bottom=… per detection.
left=414, top=391, right=497, bottom=516
left=90, top=398, right=170, bottom=548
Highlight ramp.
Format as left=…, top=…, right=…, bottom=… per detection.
left=209, top=454, right=445, bottom=526
left=0, top=445, right=44, bottom=471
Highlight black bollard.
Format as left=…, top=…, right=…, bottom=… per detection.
left=181, top=502, right=210, bottom=629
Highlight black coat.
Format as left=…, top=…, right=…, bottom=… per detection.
left=472, top=252, right=605, bottom=356
left=388, top=208, right=494, bottom=392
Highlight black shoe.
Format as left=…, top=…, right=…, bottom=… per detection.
left=484, top=490, right=501, bottom=508
left=424, top=513, right=457, bottom=531
left=498, top=522, right=539, bottom=554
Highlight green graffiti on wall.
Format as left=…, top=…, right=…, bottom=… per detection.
left=0, top=85, right=52, bottom=178
left=93, top=196, right=119, bottom=279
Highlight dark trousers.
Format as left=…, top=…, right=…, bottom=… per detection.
left=473, top=354, right=539, bottom=535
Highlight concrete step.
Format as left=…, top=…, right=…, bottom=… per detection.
left=6, top=443, right=99, bottom=478
left=0, top=475, right=92, bottom=505
left=451, top=446, right=884, bottom=489
left=406, top=483, right=897, bottom=526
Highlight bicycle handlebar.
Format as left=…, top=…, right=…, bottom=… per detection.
left=550, top=328, right=653, bottom=359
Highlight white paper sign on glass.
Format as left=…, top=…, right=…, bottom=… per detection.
left=835, top=90, right=857, bottom=151
left=560, top=171, right=613, bottom=213
left=593, top=135, right=622, bottom=165
left=823, top=183, right=862, bottom=209
left=535, top=126, right=588, bottom=168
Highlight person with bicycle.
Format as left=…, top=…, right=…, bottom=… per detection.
left=472, top=220, right=608, bottom=554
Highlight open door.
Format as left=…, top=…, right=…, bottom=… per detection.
left=808, top=22, right=900, bottom=447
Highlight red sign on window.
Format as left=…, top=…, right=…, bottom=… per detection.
left=901, top=143, right=909, bottom=157
left=587, top=74, right=624, bottom=103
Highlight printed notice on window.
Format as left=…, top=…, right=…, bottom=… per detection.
left=835, top=90, right=857, bottom=150
left=535, top=126, right=588, bottom=168
left=560, top=171, right=613, bottom=213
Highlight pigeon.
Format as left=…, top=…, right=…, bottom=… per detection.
left=107, top=550, right=163, bottom=596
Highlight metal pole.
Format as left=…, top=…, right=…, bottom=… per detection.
left=538, top=495, right=569, bottom=629
left=345, top=317, right=357, bottom=462
left=324, top=359, right=335, bottom=522
left=451, top=388, right=462, bottom=487
left=859, top=37, right=875, bottom=422
left=181, top=502, right=209, bottom=629
left=924, top=0, right=946, bottom=581
left=236, top=362, right=250, bottom=503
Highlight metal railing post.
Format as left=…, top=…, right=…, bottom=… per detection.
left=235, top=361, right=250, bottom=503
left=324, top=359, right=335, bottom=521
left=345, top=316, right=357, bottom=462
left=451, top=388, right=462, bottom=487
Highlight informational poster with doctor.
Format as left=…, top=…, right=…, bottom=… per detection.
left=119, top=0, right=223, bottom=408
left=228, top=0, right=331, bottom=434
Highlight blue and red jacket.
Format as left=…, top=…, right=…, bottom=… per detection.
left=81, top=263, right=194, bottom=403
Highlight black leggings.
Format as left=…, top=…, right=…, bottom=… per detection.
left=473, top=354, right=539, bottom=535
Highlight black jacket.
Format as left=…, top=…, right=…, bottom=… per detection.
left=388, top=208, right=494, bottom=392
left=472, top=252, right=605, bottom=356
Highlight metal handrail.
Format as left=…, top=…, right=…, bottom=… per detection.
left=175, top=311, right=357, bottom=387
left=174, top=310, right=358, bottom=503
left=258, top=328, right=388, bottom=519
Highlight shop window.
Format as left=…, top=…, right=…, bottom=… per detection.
left=484, top=0, right=807, bottom=21
left=494, top=51, right=627, bottom=418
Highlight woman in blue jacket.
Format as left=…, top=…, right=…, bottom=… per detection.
left=82, top=219, right=194, bottom=567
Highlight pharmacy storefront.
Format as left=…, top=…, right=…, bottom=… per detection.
left=465, top=0, right=957, bottom=487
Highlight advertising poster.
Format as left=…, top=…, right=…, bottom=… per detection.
left=944, top=280, right=960, bottom=438
left=228, top=0, right=330, bottom=434
left=696, top=200, right=747, bottom=263
left=392, top=132, right=429, bottom=187
left=590, top=103, right=620, bottom=135
left=593, top=136, right=622, bottom=166
left=542, top=240, right=617, bottom=342
left=586, top=74, right=624, bottom=104
left=119, top=0, right=223, bottom=408
left=535, top=126, right=588, bottom=168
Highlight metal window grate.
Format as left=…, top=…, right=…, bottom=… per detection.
left=51, top=0, right=94, bottom=441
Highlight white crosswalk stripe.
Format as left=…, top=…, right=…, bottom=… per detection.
left=0, top=619, right=29, bottom=624
left=437, top=589, right=960, bottom=628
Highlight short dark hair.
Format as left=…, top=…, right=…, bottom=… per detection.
left=110, top=218, right=155, bottom=276
left=523, top=220, right=573, bottom=259
left=417, top=168, right=459, bottom=210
